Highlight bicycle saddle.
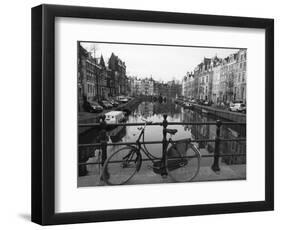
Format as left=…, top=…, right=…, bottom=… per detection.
left=166, top=129, right=178, bottom=135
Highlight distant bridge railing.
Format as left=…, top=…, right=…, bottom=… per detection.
left=78, top=114, right=246, bottom=176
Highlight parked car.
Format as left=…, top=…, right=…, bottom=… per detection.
left=175, top=99, right=180, bottom=104
left=117, top=96, right=129, bottom=103
left=229, top=102, right=245, bottom=112
left=90, top=102, right=103, bottom=113
left=183, top=102, right=193, bottom=109
left=197, top=99, right=205, bottom=105
left=203, top=101, right=212, bottom=106
left=99, top=100, right=113, bottom=109
left=108, top=99, right=119, bottom=107
left=237, top=103, right=246, bottom=113
left=83, top=100, right=93, bottom=113
left=176, top=99, right=185, bottom=106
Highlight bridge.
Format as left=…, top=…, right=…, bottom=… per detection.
left=78, top=114, right=246, bottom=186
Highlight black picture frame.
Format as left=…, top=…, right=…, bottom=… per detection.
left=31, top=4, right=274, bottom=225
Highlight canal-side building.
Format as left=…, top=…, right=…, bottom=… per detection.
left=127, top=76, right=134, bottom=96
left=193, top=66, right=200, bottom=100
left=106, top=68, right=116, bottom=98
left=182, top=75, right=188, bottom=98
left=210, top=57, right=222, bottom=104
left=158, top=82, right=169, bottom=98
left=204, top=58, right=213, bottom=101
left=78, top=45, right=133, bottom=111
left=219, top=54, right=237, bottom=104
left=194, top=63, right=202, bottom=100
left=78, top=44, right=103, bottom=110
left=189, top=73, right=195, bottom=99
left=154, top=81, right=160, bottom=96
left=182, top=72, right=194, bottom=99
left=139, top=78, right=155, bottom=96
left=167, top=80, right=182, bottom=98
left=88, top=56, right=102, bottom=101
left=127, top=76, right=142, bottom=96
left=135, top=78, right=143, bottom=96
left=78, top=45, right=88, bottom=111
left=108, top=52, right=128, bottom=96
left=128, top=77, right=179, bottom=97
left=234, top=49, right=247, bottom=103
left=185, top=49, right=247, bottom=105
left=218, top=59, right=228, bottom=103
left=140, top=79, right=148, bottom=95
left=99, top=55, right=110, bottom=99
left=194, top=58, right=212, bottom=101
left=211, top=64, right=221, bottom=104
left=148, top=78, right=155, bottom=96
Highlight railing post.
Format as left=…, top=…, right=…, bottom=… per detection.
left=212, top=120, right=222, bottom=172
left=78, top=146, right=88, bottom=177
left=162, top=114, right=168, bottom=177
left=99, top=115, right=107, bottom=166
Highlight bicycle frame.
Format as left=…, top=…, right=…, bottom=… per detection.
left=134, top=121, right=159, bottom=162
left=131, top=121, right=198, bottom=164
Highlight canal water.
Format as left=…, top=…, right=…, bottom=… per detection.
left=79, top=98, right=246, bottom=168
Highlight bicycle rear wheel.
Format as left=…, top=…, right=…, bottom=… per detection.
left=102, top=146, right=140, bottom=185
left=166, top=141, right=200, bottom=182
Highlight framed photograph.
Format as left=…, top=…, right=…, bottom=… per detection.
left=31, top=4, right=274, bottom=225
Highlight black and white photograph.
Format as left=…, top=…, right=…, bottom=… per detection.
left=0, top=0, right=277, bottom=227
left=77, top=41, right=247, bottom=187
left=29, top=2, right=274, bottom=226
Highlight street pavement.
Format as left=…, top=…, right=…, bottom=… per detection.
left=77, top=151, right=246, bottom=187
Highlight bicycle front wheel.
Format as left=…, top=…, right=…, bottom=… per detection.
left=166, top=141, right=200, bottom=182
left=102, top=146, right=140, bottom=185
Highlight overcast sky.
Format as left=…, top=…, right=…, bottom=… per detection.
left=80, top=42, right=240, bottom=82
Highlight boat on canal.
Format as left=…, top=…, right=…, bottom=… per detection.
left=183, top=102, right=194, bottom=109
left=105, top=111, right=126, bottom=125
left=202, top=108, right=209, bottom=114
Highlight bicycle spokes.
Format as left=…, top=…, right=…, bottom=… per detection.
left=102, top=147, right=140, bottom=185
left=166, top=144, right=200, bottom=182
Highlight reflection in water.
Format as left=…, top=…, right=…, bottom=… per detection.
left=182, top=107, right=246, bottom=164
left=79, top=99, right=246, bottom=165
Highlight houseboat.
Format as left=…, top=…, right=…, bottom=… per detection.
left=202, top=109, right=209, bottom=114
left=105, top=111, right=126, bottom=124
left=183, top=102, right=194, bottom=109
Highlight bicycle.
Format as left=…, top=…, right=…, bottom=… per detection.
left=101, top=119, right=201, bottom=185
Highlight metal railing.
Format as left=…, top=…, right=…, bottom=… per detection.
left=78, top=114, right=246, bottom=176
